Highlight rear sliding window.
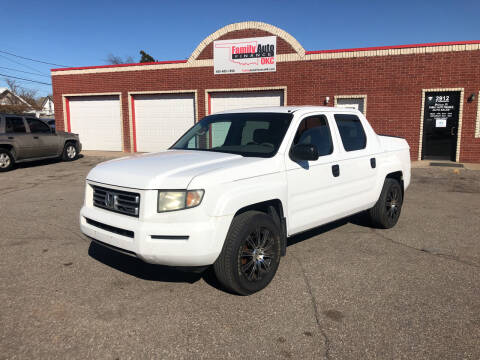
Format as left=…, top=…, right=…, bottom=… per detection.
left=334, top=114, right=367, bottom=151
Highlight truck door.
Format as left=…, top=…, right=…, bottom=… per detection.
left=285, top=113, right=344, bottom=235
left=329, top=113, right=380, bottom=217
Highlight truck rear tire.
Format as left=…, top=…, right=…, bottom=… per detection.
left=213, top=211, right=282, bottom=295
left=369, top=178, right=403, bottom=229
left=0, top=149, right=14, bottom=172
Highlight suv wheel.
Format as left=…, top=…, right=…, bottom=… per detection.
left=368, top=178, right=403, bottom=229
left=0, top=149, right=14, bottom=172
left=214, top=211, right=281, bottom=295
left=62, top=142, right=78, bottom=161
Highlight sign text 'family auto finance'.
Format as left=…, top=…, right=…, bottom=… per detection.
left=214, top=36, right=277, bottom=74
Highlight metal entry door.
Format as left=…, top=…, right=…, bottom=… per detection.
left=422, top=91, right=460, bottom=161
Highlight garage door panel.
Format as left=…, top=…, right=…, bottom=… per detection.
left=69, top=96, right=122, bottom=151
left=210, top=90, right=284, bottom=114
left=134, top=93, right=195, bottom=153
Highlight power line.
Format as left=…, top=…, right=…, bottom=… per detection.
left=0, top=50, right=70, bottom=68
left=0, top=66, right=51, bottom=78
left=0, top=73, right=51, bottom=86
left=0, top=53, right=47, bottom=76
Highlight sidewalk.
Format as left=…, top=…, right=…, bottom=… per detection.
left=411, top=160, right=480, bottom=170
left=81, top=150, right=135, bottom=158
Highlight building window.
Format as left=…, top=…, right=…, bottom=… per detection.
left=334, top=95, right=367, bottom=115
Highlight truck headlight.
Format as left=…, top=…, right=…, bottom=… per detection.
left=157, top=190, right=204, bottom=212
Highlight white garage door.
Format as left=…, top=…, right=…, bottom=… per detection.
left=68, top=95, right=122, bottom=151
left=209, top=90, right=284, bottom=114
left=133, top=93, right=195, bottom=152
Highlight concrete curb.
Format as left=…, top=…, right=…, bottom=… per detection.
left=411, top=160, right=480, bottom=171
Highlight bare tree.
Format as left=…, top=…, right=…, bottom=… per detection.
left=19, top=88, right=39, bottom=108
left=7, top=79, right=39, bottom=107
left=106, top=54, right=134, bottom=65
left=4, top=78, right=20, bottom=103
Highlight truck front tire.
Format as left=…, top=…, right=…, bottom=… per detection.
left=62, top=142, right=78, bottom=161
left=213, top=211, right=282, bottom=295
left=0, top=149, right=14, bottom=172
left=369, top=178, right=403, bottom=229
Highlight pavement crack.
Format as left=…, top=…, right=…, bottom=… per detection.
left=0, top=183, right=40, bottom=196
left=292, top=254, right=331, bottom=360
left=370, top=229, right=480, bottom=269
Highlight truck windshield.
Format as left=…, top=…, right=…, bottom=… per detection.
left=171, top=112, right=293, bottom=158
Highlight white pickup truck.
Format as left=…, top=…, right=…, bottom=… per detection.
left=80, top=106, right=410, bottom=295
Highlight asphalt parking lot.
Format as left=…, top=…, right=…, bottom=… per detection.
left=1, top=155, right=479, bottom=359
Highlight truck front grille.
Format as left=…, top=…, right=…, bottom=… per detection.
left=92, top=185, right=140, bottom=217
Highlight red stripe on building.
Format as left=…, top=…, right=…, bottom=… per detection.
left=65, top=98, right=71, bottom=132
left=51, top=40, right=480, bottom=72
left=305, top=40, right=480, bottom=55
left=130, top=96, right=137, bottom=152
left=51, top=60, right=188, bottom=72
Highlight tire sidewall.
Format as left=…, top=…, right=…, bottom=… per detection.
left=63, top=142, right=77, bottom=161
left=380, top=179, right=403, bottom=228
left=0, top=150, right=14, bottom=172
left=229, top=214, right=281, bottom=295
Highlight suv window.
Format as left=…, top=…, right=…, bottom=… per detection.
left=334, top=114, right=367, bottom=151
left=292, top=115, right=333, bottom=156
left=5, top=117, right=26, bottom=133
left=26, top=118, right=51, bottom=133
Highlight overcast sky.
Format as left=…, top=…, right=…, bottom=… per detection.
left=1, top=0, right=478, bottom=97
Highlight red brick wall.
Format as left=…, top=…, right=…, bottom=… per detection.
left=52, top=37, right=480, bottom=162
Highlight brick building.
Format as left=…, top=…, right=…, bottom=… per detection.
left=51, top=21, right=480, bottom=162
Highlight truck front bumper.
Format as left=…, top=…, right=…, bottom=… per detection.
left=80, top=188, right=232, bottom=267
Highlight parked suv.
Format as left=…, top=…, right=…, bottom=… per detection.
left=0, top=114, right=82, bottom=172
left=81, top=106, right=410, bottom=295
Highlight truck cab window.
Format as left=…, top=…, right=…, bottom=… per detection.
left=293, top=115, right=333, bottom=156
left=334, top=114, right=367, bottom=151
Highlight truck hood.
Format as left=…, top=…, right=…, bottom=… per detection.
left=87, top=150, right=275, bottom=190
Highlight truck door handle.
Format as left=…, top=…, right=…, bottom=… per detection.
left=33, top=136, right=39, bottom=139
left=332, top=164, right=340, bottom=177
left=451, top=127, right=456, bottom=136
left=8, top=136, right=14, bottom=140
left=370, top=157, right=376, bottom=168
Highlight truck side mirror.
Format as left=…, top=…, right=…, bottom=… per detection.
left=291, top=144, right=319, bottom=161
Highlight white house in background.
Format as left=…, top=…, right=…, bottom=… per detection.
left=0, top=87, right=33, bottom=109
left=39, top=96, right=54, bottom=116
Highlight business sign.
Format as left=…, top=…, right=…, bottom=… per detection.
left=425, top=93, right=459, bottom=126
left=214, top=36, right=276, bottom=75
